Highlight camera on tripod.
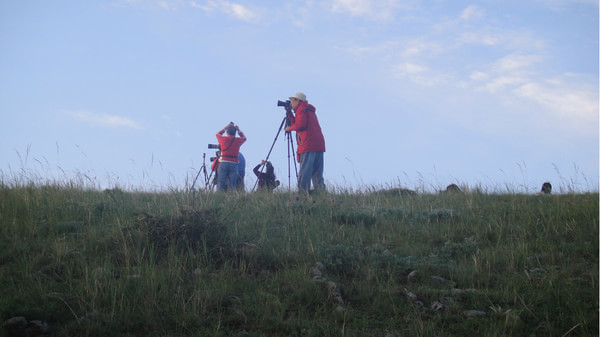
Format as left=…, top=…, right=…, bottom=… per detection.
left=277, top=100, right=291, bottom=109
left=208, top=144, right=221, bottom=162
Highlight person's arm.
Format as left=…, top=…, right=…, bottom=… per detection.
left=287, top=109, right=307, bottom=132
left=253, top=160, right=266, bottom=176
left=253, top=164, right=261, bottom=177
left=286, top=109, right=295, bottom=124
left=217, top=122, right=234, bottom=136
left=234, top=125, right=246, bottom=140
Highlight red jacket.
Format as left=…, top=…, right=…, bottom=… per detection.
left=216, top=131, right=246, bottom=163
left=287, top=101, right=325, bottom=154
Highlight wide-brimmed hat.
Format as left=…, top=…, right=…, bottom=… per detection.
left=289, top=92, right=307, bottom=102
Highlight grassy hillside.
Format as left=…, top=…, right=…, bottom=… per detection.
left=0, top=184, right=598, bottom=336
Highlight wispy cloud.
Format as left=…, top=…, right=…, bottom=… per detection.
left=459, top=5, right=485, bottom=21
left=462, top=51, right=598, bottom=136
left=157, top=0, right=181, bottom=10
left=515, top=76, right=599, bottom=129
left=113, top=0, right=261, bottom=21
left=392, top=62, right=446, bottom=86
left=536, top=0, right=599, bottom=11
left=66, top=111, right=143, bottom=129
left=472, top=53, right=541, bottom=92
left=335, top=2, right=597, bottom=141
left=330, top=0, right=408, bottom=21
left=190, top=0, right=260, bottom=23
left=458, top=29, right=503, bottom=46
left=112, top=0, right=185, bottom=10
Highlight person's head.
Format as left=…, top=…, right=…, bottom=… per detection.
left=266, top=161, right=274, bottom=176
left=541, top=182, right=552, bottom=194
left=226, top=125, right=237, bottom=136
left=289, top=92, right=307, bottom=110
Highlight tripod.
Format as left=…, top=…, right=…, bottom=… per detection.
left=252, top=113, right=298, bottom=191
left=191, top=153, right=216, bottom=191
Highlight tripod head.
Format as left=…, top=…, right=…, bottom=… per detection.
left=277, top=100, right=294, bottom=132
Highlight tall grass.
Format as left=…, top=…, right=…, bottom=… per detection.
left=0, top=179, right=597, bottom=336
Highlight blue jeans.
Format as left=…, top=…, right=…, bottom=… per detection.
left=217, top=161, right=238, bottom=191
left=298, top=152, right=325, bottom=192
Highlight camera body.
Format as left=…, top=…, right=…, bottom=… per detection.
left=208, top=144, right=221, bottom=162
left=277, top=100, right=291, bottom=109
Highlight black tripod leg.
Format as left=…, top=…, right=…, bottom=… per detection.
left=287, top=132, right=291, bottom=188
left=206, top=169, right=216, bottom=191
left=203, top=165, right=209, bottom=188
left=191, top=164, right=204, bottom=191
left=289, top=134, right=298, bottom=179
left=287, top=133, right=299, bottom=189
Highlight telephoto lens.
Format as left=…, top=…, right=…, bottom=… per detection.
left=208, top=144, right=220, bottom=149
left=277, top=100, right=291, bottom=108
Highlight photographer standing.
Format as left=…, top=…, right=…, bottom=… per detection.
left=284, top=92, right=326, bottom=192
left=216, top=122, right=246, bottom=191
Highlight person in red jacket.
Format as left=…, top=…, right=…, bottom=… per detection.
left=216, top=122, right=246, bottom=191
left=284, top=92, right=326, bottom=192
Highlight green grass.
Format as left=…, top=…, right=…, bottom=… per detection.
left=0, top=183, right=597, bottom=336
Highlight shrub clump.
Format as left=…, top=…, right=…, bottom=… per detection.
left=135, top=209, right=230, bottom=262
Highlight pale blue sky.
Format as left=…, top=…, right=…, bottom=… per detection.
left=1, top=0, right=598, bottom=192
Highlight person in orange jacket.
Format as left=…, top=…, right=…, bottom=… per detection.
left=284, top=92, right=325, bottom=192
left=215, top=122, right=246, bottom=191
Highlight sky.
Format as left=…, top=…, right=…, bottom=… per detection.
left=1, top=0, right=598, bottom=193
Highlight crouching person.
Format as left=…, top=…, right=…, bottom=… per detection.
left=254, top=160, right=280, bottom=192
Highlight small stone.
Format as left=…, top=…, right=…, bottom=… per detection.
left=452, top=288, right=479, bottom=296
left=452, top=288, right=464, bottom=296
left=314, top=261, right=326, bottom=270
left=312, top=275, right=326, bottom=283
left=431, top=301, right=445, bottom=311
left=407, top=270, right=419, bottom=283
left=431, top=275, right=457, bottom=288
left=3, top=316, right=27, bottom=336
left=28, top=320, right=49, bottom=335
left=440, top=296, right=455, bottom=304
left=463, top=310, right=486, bottom=318
left=405, top=291, right=418, bottom=301
left=328, top=281, right=344, bottom=305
